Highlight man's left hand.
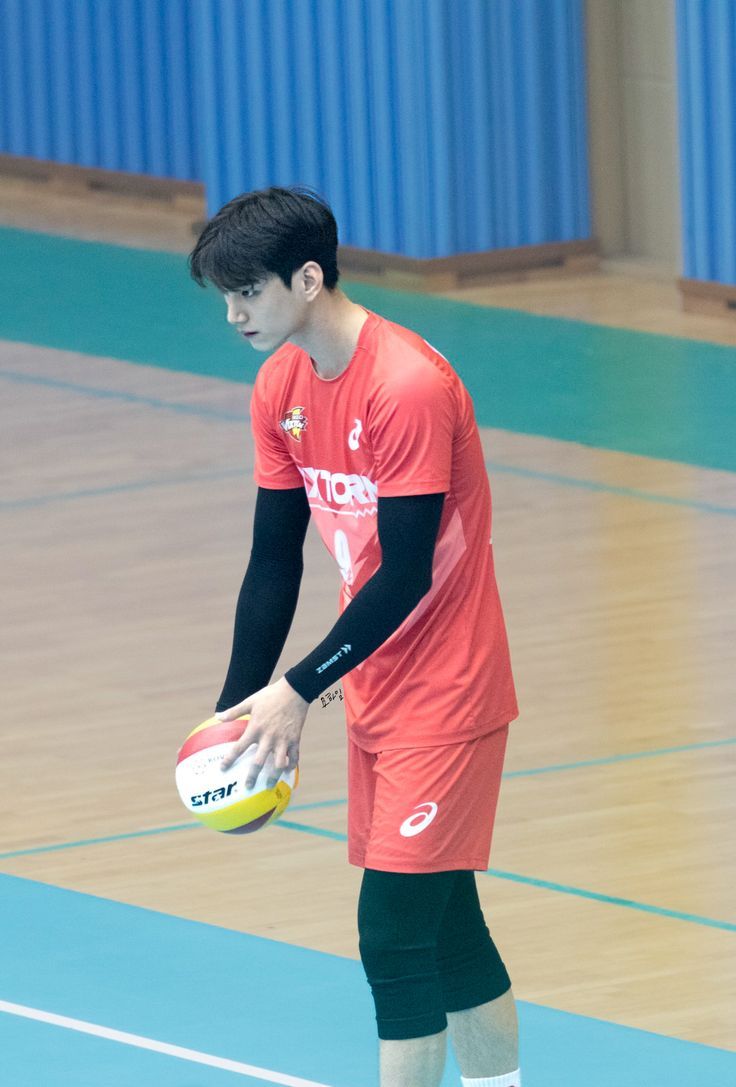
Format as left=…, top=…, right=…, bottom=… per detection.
left=217, top=676, right=309, bottom=787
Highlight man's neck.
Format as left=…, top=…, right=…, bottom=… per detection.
left=293, top=291, right=369, bottom=380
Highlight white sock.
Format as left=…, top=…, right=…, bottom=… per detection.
left=460, top=1071, right=521, bottom=1087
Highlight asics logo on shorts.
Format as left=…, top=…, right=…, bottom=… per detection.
left=399, top=802, right=438, bottom=837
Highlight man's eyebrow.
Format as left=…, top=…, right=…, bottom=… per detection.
left=221, top=283, right=255, bottom=293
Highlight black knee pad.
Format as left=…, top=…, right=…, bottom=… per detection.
left=358, top=869, right=456, bottom=1040
left=436, top=871, right=511, bottom=1012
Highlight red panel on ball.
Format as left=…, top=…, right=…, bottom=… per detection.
left=176, top=720, right=248, bottom=764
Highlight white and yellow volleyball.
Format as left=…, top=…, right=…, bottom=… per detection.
left=175, top=716, right=298, bottom=834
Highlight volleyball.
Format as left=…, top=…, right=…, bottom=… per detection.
left=175, top=716, right=298, bottom=834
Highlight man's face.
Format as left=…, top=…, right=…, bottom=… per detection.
left=223, top=274, right=308, bottom=353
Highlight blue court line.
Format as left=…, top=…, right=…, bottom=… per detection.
left=502, top=735, right=736, bottom=778
left=289, top=798, right=351, bottom=812
left=486, top=459, right=736, bottom=518
left=275, top=820, right=348, bottom=843
left=5, top=459, right=734, bottom=515
left=3, top=366, right=735, bottom=519
left=0, top=824, right=200, bottom=860
left=481, top=868, right=736, bottom=933
left=2, top=825, right=733, bottom=933
left=270, top=822, right=736, bottom=932
left=0, top=800, right=351, bottom=860
left=0, top=368, right=244, bottom=421
left=0, top=467, right=247, bottom=510
left=2, top=738, right=732, bottom=861
left=2, top=817, right=733, bottom=933
left=271, top=822, right=736, bottom=932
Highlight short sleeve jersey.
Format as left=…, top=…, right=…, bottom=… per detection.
left=251, top=310, right=518, bottom=751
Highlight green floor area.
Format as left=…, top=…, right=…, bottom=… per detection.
left=3, top=226, right=735, bottom=472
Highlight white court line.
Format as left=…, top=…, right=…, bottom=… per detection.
left=0, top=999, right=333, bottom=1086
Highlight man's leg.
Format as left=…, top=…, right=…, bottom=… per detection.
left=358, top=869, right=461, bottom=1087
left=379, top=1030, right=447, bottom=1087
left=447, top=991, right=519, bottom=1081
left=438, top=872, right=520, bottom=1084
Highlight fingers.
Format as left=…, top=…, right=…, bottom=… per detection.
left=217, top=702, right=252, bottom=770
left=265, top=742, right=290, bottom=789
left=215, top=682, right=304, bottom=785
left=256, top=742, right=301, bottom=790
left=245, top=739, right=271, bottom=789
left=220, top=722, right=252, bottom=771
left=218, top=715, right=276, bottom=782
left=220, top=740, right=245, bottom=771
left=216, top=698, right=251, bottom=723
left=223, top=735, right=299, bottom=786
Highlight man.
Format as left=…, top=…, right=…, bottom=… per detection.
left=189, top=187, right=520, bottom=1087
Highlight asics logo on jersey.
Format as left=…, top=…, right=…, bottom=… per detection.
left=399, top=802, right=439, bottom=837
left=348, top=418, right=363, bottom=450
left=299, top=466, right=378, bottom=506
left=280, top=406, right=308, bottom=442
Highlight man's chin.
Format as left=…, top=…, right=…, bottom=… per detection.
left=252, top=333, right=290, bottom=353
left=244, top=335, right=271, bottom=352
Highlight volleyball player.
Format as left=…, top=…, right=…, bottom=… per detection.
left=189, top=187, right=520, bottom=1087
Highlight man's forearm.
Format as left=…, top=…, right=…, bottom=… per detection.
left=216, top=553, right=303, bottom=712
left=284, top=560, right=429, bottom=703
left=285, top=493, right=445, bottom=703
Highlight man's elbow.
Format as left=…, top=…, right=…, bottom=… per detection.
left=401, top=566, right=433, bottom=610
left=418, top=568, right=433, bottom=600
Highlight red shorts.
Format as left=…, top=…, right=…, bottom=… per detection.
left=347, top=725, right=509, bottom=874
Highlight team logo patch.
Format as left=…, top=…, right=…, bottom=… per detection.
left=280, top=405, right=308, bottom=442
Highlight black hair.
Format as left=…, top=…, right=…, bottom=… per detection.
left=189, top=186, right=340, bottom=292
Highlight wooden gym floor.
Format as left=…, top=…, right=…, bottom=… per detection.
left=0, top=190, right=734, bottom=1080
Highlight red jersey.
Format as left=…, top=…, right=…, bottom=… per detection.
left=251, top=310, right=518, bottom=751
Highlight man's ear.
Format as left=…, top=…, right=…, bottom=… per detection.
left=295, top=261, right=324, bottom=301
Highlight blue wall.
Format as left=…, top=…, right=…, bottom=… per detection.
left=0, top=0, right=201, bottom=181
left=0, top=0, right=591, bottom=259
left=676, top=0, right=736, bottom=284
left=193, top=0, right=591, bottom=257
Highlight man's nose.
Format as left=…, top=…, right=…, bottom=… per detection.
left=226, top=297, right=247, bottom=324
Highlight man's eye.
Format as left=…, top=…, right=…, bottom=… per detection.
left=241, top=287, right=258, bottom=298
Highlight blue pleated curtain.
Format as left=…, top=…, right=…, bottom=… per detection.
left=0, top=0, right=591, bottom=258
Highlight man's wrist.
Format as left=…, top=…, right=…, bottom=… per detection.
left=282, top=669, right=312, bottom=705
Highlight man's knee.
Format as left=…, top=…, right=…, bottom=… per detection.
left=358, top=869, right=451, bottom=1040
left=435, top=871, right=511, bottom=1012
left=437, top=926, right=511, bottom=1012
left=357, top=869, right=511, bottom=1037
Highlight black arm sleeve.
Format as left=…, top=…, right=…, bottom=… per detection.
left=215, top=486, right=310, bottom=712
left=285, top=492, right=445, bottom=703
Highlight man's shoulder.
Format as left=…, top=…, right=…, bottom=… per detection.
left=371, top=313, right=454, bottom=369
left=254, top=343, right=305, bottom=396
left=368, top=315, right=458, bottom=397
left=372, top=312, right=430, bottom=353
